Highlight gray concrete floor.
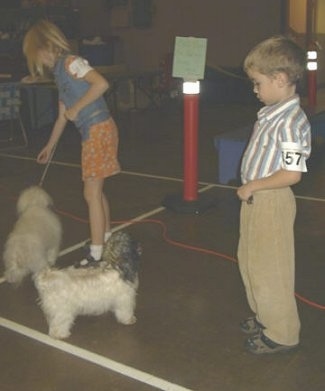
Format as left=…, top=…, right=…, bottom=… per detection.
left=0, top=97, right=325, bottom=391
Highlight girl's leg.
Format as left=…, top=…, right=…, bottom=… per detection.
left=102, top=192, right=111, bottom=235
left=79, top=119, right=120, bottom=266
left=83, top=177, right=106, bottom=246
left=76, top=178, right=111, bottom=266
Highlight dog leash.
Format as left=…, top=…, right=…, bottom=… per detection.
left=39, top=142, right=58, bottom=187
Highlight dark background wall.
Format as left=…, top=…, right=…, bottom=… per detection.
left=0, top=0, right=288, bottom=87
left=77, top=0, right=285, bottom=70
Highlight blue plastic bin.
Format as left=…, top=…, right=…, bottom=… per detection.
left=310, top=111, right=325, bottom=140
left=214, top=126, right=251, bottom=184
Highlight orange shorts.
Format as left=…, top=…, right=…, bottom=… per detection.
left=81, top=117, right=121, bottom=181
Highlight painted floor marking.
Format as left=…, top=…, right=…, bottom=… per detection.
left=0, top=317, right=194, bottom=391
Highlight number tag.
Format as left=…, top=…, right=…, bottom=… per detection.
left=281, top=142, right=307, bottom=172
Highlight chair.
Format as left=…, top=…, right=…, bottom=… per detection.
left=150, top=52, right=181, bottom=106
left=0, top=82, right=28, bottom=149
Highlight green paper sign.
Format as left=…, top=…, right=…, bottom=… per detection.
left=172, top=36, right=207, bottom=80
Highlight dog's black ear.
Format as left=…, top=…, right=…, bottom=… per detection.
left=116, top=240, right=141, bottom=283
left=135, top=242, right=142, bottom=257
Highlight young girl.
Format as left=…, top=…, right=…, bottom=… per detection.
left=23, top=19, right=121, bottom=267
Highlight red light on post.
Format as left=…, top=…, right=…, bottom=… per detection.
left=307, top=49, right=317, bottom=112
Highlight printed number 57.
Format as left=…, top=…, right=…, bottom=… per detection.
left=282, top=151, right=302, bottom=166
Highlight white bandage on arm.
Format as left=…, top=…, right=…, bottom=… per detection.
left=68, top=57, right=93, bottom=78
left=281, top=141, right=307, bottom=172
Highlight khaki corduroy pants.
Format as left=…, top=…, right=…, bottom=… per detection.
left=237, top=187, right=300, bottom=346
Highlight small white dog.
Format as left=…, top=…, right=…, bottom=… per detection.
left=3, top=186, right=62, bottom=284
left=34, top=231, right=141, bottom=339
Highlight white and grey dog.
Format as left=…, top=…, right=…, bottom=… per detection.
left=3, top=186, right=62, bottom=285
left=34, top=231, right=141, bottom=339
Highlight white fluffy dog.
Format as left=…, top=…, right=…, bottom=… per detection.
left=34, top=231, right=141, bottom=339
left=3, top=186, right=62, bottom=284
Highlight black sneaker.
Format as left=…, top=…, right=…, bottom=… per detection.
left=83, top=240, right=91, bottom=256
left=240, top=317, right=265, bottom=334
left=74, top=254, right=102, bottom=268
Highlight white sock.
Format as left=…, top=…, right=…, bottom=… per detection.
left=90, top=244, right=103, bottom=261
left=104, top=231, right=112, bottom=242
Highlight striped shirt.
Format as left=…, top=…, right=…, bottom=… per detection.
left=241, top=94, right=311, bottom=184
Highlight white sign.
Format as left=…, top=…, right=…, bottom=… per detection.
left=172, top=36, right=207, bottom=81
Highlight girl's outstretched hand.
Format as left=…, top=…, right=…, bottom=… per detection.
left=37, top=146, right=52, bottom=164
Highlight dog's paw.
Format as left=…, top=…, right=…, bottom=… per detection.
left=4, top=269, right=25, bottom=285
left=49, top=328, right=71, bottom=340
left=121, top=315, right=137, bottom=325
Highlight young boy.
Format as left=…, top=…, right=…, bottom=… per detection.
left=237, top=36, right=311, bottom=354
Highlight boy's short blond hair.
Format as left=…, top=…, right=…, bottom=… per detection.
left=243, top=36, right=306, bottom=85
left=23, top=19, right=71, bottom=76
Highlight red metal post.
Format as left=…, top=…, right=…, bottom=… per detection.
left=183, top=93, right=199, bottom=201
left=308, top=67, right=317, bottom=112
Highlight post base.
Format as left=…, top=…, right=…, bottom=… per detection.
left=162, top=193, right=217, bottom=214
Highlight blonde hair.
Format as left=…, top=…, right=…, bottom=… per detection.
left=23, top=19, right=71, bottom=76
left=243, top=36, right=306, bottom=85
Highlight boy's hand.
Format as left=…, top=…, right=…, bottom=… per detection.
left=237, top=184, right=254, bottom=202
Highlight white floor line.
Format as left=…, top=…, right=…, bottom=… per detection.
left=0, top=317, right=194, bottom=391
left=198, top=184, right=216, bottom=193
left=0, top=152, right=80, bottom=168
left=295, top=194, right=325, bottom=202
left=120, top=169, right=184, bottom=183
left=59, top=239, right=89, bottom=257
